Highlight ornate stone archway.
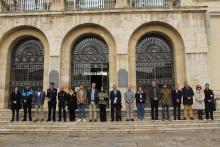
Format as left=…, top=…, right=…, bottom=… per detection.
left=0, top=26, right=50, bottom=109
left=60, top=24, right=117, bottom=90
left=128, top=22, right=186, bottom=89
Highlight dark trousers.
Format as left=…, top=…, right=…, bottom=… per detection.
left=23, top=103, right=32, bottom=121
left=99, top=104, right=107, bottom=122
left=162, top=104, right=170, bottom=119
left=198, top=110, right=203, bottom=120
left=173, top=103, right=181, bottom=120
left=150, top=100, right=159, bottom=120
left=69, top=109, right=75, bottom=122
left=206, top=111, right=213, bottom=120
left=48, top=102, right=56, bottom=121
left=12, top=109, right=19, bottom=121
left=111, top=104, right=121, bottom=121
left=58, top=105, right=66, bottom=121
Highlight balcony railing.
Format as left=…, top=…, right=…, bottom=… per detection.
left=1, top=0, right=52, bottom=12
left=65, top=0, right=116, bottom=11
left=129, top=0, right=181, bottom=8
left=0, top=0, right=181, bottom=13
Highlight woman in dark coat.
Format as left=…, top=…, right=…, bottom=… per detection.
left=10, top=87, right=22, bottom=122
left=67, top=88, right=77, bottom=122
left=204, top=83, right=215, bottom=120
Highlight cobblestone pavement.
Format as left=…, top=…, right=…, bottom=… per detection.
left=0, top=130, right=220, bottom=147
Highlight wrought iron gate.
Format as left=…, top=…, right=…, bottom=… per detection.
left=9, top=37, right=44, bottom=107
left=136, top=34, right=174, bottom=106
left=71, top=35, right=109, bottom=91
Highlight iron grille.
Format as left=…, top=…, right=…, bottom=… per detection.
left=71, top=35, right=109, bottom=91
left=9, top=37, right=44, bottom=108
left=136, top=34, right=174, bottom=106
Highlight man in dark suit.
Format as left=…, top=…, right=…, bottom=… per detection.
left=171, top=84, right=182, bottom=120
left=58, top=86, right=68, bottom=122
left=110, top=84, right=122, bottom=121
left=182, top=81, right=194, bottom=120
left=148, top=80, right=161, bottom=120
left=87, top=83, right=99, bottom=122
left=47, top=82, right=57, bottom=122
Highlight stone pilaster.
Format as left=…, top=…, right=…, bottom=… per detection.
left=115, top=0, right=129, bottom=8
left=50, top=0, right=65, bottom=11
left=185, top=53, right=210, bottom=88
left=181, top=0, right=194, bottom=6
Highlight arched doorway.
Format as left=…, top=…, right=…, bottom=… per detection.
left=9, top=37, right=44, bottom=107
left=136, top=33, right=174, bottom=106
left=71, top=35, right=109, bottom=91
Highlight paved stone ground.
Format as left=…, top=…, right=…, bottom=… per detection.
left=0, top=130, right=220, bottom=147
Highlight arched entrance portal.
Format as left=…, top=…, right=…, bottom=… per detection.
left=71, top=35, right=109, bottom=91
left=9, top=37, right=44, bottom=107
left=136, top=33, right=174, bottom=105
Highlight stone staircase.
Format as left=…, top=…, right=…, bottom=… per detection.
left=0, top=109, right=220, bottom=134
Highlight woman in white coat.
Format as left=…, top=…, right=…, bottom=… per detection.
left=194, top=85, right=205, bottom=120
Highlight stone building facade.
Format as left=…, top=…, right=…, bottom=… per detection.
left=0, top=0, right=219, bottom=109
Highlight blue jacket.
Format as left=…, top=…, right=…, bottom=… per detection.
left=34, top=91, right=46, bottom=105
left=21, top=89, right=33, bottom=104
left=87, top=88, right=99, bottom=104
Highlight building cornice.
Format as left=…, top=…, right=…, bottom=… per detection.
left=0, top=6, right=208, bottom=17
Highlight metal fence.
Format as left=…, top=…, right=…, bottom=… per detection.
left=1, top=0, right=51, bottom=12
left=65, top=0, right=116, bottom=11
left=129, top=0, right=181, bottom=8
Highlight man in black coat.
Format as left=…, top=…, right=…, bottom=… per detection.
left=58, top=86, right=68, bottom=122
left=148, top=80, right=161, bottom=120
left=182, top=81, right=194, bottom=120
left=171, top=84, right=182, bottom=120
left=10, top=87, right=22, bottom=122
left=110, top=84, right=122, bottom=121
left=47, top=82, right=57, bottom=122
left=204, top=83, right=215, bottom=120
left=87, top=83, right=99, bottom=122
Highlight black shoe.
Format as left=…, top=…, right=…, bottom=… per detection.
left=10, top=120, right=14, bottom=122
left=131, top=119, right=134, bottom=121
left=89, top=120, right=93, bottom=122
left=29, top=119, right=32, bottom=121
left=47, top=119, right=51, bottom=122
left=211, top=118, right=214, bottom=120
left=190, top=117, right=194, bottom=120
left=183, top=117, right=186, bottom=120
left=126, top=119, right=129, bottom=121
left=22, top=119, right=27, bottom=122
left=178, top=118, right=182, bottom=120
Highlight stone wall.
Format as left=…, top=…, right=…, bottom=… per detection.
left=0, top=8, right=210, bottom=108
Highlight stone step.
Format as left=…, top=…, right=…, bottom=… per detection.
left=1, top=126, right=220, bottom=134
left=1, top=118, right=220, bottom=134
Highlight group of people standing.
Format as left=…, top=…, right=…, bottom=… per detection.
left=10, top=81, right=216, bottom=122
left=123, top=81, right=216, bottom=121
